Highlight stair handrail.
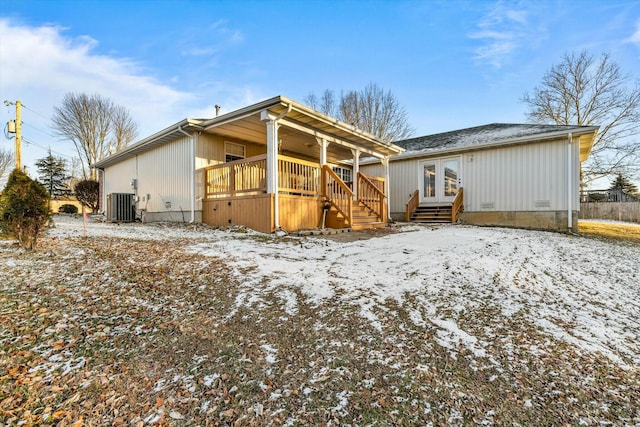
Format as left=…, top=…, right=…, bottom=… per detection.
left=405, top=190, right=419, bottom=222
left=357, top=172, right=387, bottom=221
left=322, top=165, right=353, bottom=226
left=451, top=187, right=464, bottom=223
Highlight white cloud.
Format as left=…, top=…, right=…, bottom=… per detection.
left=627, top=19, right=640, bottom=45
left=468, top=2, right=531, bottom=68
left=0, top=19, right=193, bottom=171
left=182, top=19, right=243, bottom=57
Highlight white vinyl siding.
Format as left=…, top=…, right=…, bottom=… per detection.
left=136, top=137, right=191, bottom=214
left=463, top=138, right=578, bottom=212
left=104, top=136, right=192, bottom=215
left=103, top=157, right=136, bottom=197
left=362, top=137, right=579, bottom=215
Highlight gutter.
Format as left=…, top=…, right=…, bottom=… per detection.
left=567, top=132, right=573, bottom=230
left=177, top=126, right=196, bottom=224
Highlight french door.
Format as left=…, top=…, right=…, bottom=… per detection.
left=419, top=157, right=461, bottom=203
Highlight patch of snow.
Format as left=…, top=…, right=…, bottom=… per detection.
left=49, top=215, right=640, bottom=368
left=331, top=390, right=350, bottom=413
left=260, top=343, right=278, bottom=364
left=203, top=373, right=220, bottom=387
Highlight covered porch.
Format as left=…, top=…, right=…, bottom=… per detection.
left=198, top=96, right=403, bottom=233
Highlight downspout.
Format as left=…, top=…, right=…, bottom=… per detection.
left=271, top=104, right=292, bottom=230
left=177, top=126, right=196, bottom=223
left=567, top=132, right=573, bottom=230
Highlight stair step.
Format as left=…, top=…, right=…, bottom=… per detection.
left=352, top=221, right=386, bottom=230
left=409, top=204, right=454, bottom=224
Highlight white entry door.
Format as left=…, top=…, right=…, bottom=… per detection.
left=419, top=157, right=461, bottom=203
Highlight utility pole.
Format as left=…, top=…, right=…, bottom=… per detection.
left=15, top=101, right=22, bottom=170
left=4, top=100, right=22, bottom=170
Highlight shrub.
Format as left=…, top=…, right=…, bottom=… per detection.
left=74, top=179, right=99, bottom=213
left=59, top=204, right=79, bottom=214
left=0, top=169, right=51, bottom=250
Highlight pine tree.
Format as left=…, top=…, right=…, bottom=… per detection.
left=35, top=150, right=69, bottom=198
left=609, top=173, right=639, bottom=195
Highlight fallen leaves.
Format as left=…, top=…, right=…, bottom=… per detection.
left=0, top=220, right=639, bottom=426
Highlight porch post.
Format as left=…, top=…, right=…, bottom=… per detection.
left=382, top=157, right=391, bottom=220
left=263, top=117, right=279, bottom=194
left=317, top=137, right=330, bottom=166
left=261, top=111, right=280, bottom=230
left=351, top=149, right=360, bottom=200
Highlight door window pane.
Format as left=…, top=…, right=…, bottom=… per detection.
left=443, top=159, right=459, bottom=197
left=423, top=164, right=436, bottom=198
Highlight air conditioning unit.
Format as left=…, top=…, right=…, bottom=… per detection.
left=106, top=193, right=135, bottom=222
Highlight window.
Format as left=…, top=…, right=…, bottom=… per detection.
left=225, top=142, right=245, bottom=162
left=332, top=166, right=352, bottom=183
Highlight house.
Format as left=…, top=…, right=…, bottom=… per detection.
left=360, top=123, right=599, bottom=231
left=93, top=96, right=403, bottom=233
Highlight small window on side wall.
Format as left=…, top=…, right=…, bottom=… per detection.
left=332, top=166, right=352, bottom=183
left=225, top=142, right=245, bottom=162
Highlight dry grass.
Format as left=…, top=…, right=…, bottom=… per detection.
left=1, top=226, right=639, bottom=426
left=579, top=221, right=640, bottom=243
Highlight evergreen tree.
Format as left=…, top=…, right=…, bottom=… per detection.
left=35, top=150, right=68, bottom=197
left=0, top=169, right=51, bottom=250
left=609, top=174, right=639, bottom=195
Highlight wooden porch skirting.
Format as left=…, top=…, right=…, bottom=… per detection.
left=202, top=194, right=324, bottom=233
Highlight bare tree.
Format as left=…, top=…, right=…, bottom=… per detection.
left=522, top=51, right=640, bottom=182
left=303, top=89, right=337, bottom=117
left=111, top=104, right=138, bottom=154
left=0, top=146, right=13, bottom=181
left=51, top=93, right=138, bottom=179
left=305, top=83, right=414, bottom=142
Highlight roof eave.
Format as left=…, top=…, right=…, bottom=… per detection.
left=371, top=126, right=600, bottom=164
left=93, top=119, right=203, bottom=169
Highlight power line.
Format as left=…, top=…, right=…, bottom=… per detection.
left=22, top=122, right=57, bottom=138
left=21, top=104, right=51, bottom=122
left=22, top=137, right=77, bottom=161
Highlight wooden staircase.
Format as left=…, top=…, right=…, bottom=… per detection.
left=322, top=166, right=388, bottom=231
left=410, top=205, right=453, bottom=223
left=405, top=188, right=464, bottom=224
left=326, top=200, right=386, bottom=230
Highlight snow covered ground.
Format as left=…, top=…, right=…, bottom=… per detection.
left=50, top=216, right=640, bottom=368
left=3, top=215, right=639, bottom=425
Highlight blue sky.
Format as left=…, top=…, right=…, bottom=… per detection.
left=1, top=0, right=639, bottom=186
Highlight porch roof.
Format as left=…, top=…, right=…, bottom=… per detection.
left=199, top=96, right=404, bottom=162
left=94, top=96, right=404, bottom=169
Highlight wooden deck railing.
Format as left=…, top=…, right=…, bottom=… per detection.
left=452, top=187, right=464, bottom=223
left=322, top=165, right=353, bottom=226
left=205, top=154, right=322, bottom=199
left=278, top=155, right=321, bottom=196
left=206, top=157, right=387, bottom=227
left=205, top=154, right=267, bottom=198
left=357, top=172, right=386, bottom=221
left=405, top=190, right=419, bottom=222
